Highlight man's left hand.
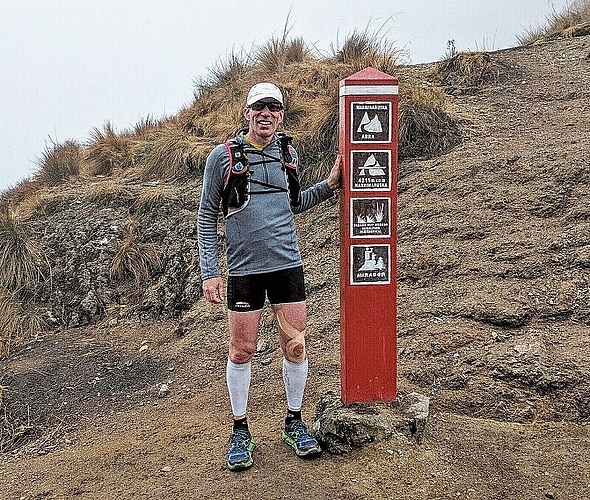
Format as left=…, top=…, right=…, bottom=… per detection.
left=327, top=155, right=342, bottom=191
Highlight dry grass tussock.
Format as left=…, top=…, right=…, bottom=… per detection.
left=35, top=140, right=83, bottom=187
left=398, top=85, right=463, bottom=159
left=518, top=1, right=590, bottom=45
left=427, top=42, right=512, bottom=88
left=131, top=186, right=179, bottom=215
left=139, top=124, right=214, bottom=179
left=83, top=179, right=135, bottom=207
left=85, top=122, right=141, bottom=177
left=331, top=28, right=404, bottom=76
left=110, top=218, right=164, bottom=285
left=0, top=211, right=46, bottom=297
left=0, top=289, right=42, bottom=357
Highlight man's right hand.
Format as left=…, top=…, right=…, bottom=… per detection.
left=203, top=277, right=225, bottom=304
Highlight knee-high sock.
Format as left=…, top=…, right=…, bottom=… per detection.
left=282, top=357, right=308, bottom=411
left=226, top=358, right=251, bottom=418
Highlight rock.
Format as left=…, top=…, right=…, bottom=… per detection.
left=158, top=383, right=170, bottom=398
left=312, top=390, right=430, bottom=454
left=256, top=339, right=270, bottom=353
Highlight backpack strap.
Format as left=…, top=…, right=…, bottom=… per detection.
left=278, top=133, right=301, bottom=207
left=221, top=139, right=250, bottom=217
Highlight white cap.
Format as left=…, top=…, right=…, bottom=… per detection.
left=246, top=82, right=284, bottom=106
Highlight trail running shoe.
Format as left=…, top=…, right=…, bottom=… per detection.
left=226, top=429, right=255, bottom=471
left=282, top=419, right=322, bottom=458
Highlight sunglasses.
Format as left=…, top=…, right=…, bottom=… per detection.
left=249, top=101, right=283, bottom=112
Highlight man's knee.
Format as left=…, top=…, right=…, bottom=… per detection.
left=229, top=339, right=257, bottom=364
left=276, top=310, right=306, bottom=363
left=285, top=339, right=306, bottom=363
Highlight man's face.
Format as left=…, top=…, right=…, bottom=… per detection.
left=243, top=99, right=284, bottom=143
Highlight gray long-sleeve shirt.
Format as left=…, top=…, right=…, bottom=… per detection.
left=197, top=132, right=334, bottom=280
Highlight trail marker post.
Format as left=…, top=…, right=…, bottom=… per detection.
left=338, top=67, right=399, bottom=404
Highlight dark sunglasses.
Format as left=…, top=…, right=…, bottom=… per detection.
left=249, top=101, right=283, bottom=112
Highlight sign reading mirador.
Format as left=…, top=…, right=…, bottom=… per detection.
left=351, top=101, right=392, bottom=143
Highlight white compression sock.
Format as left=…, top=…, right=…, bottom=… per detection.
left=282, top=357, right=309, bottom=410
left=226, top=359, right=251, bottom=417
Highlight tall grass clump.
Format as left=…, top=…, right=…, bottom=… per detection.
left=254, top=35, right=313, bottom=74
left=85, top=122, right=139, bottom=176
left=398, top=85, right=463, bottom=159
left=140, top=124, right=214, bottom=179
left=129, top=115, right=168, bottom=139
left=35, top=140, right=83, bottom=186
left=428, top=42, right=512, bottom=87
left=193, top=50, right=250, bottom=100
left=518, top=1, right=590, bottom=45
left=332, top=28, right=403, bottom=76
left=110, top=218, right=163, bottom=286
left=0, top=289, right=42, bottom=356
left=0, top=211, right=45, bottom=296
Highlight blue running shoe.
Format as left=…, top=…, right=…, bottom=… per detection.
left=226, top=429, right=255, bottom=471
left=282, top=419, right=322, bottom=458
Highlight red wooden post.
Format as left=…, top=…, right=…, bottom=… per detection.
left=338, top=67, right=399, bottom=404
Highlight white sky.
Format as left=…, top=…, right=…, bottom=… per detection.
left=0, top=0, right=575, bottom=191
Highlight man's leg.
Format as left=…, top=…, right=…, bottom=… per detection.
left=225, top=309, right=261, bottom=471
left=274, top=301, right=308, bottom=409
left=227, top=309, right=262, bottom=417
left=273, top=301, right=322, bottom=458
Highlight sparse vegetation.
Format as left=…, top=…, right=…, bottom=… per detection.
left=427, top=49, right=512, bottom=88
left=398, top=85, right=463, bottom=158
left=131, top=187, right=178, bottom=215
left=12, top=187, right=65, bottom=221
left=110, top=218, right=163, bottom=285
left=83, top=179, right=135, bottom=206
left=35, top=140, right=83, bottom=186
left=0, top=375, right=37, bottom=452
left=0, top=211, right=45, bottom=296
left=518, top=0, right=590, bottom=45
left=85, top=122, right=139, bottom=176
left=0, top=289, right=42, bottom=357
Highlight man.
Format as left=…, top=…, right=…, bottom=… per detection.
left=197, top=82, right=341, bottom=471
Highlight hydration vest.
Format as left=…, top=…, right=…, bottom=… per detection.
left=221, top=132, right=301, bottom=218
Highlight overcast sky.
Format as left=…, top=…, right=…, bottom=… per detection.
left=0, top=0, right=575, bottom=191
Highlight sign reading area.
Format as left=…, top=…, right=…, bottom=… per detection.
left=351, top=102, right=392, bottom=143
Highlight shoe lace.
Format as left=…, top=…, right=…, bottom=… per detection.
left=229, top=429, right=251, bottom=452
left=288, top=419, right=308, bottom=436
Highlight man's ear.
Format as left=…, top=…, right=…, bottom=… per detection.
left=243, top=107, right=250, bottom=120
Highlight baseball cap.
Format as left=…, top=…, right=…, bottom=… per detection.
left=246, top=83, right=284, bottom=106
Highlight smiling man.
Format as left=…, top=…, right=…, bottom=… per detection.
left=197, top=82, right=341, bottom=471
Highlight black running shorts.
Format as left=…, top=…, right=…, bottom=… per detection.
left=227, top=266, right=306, bottom=312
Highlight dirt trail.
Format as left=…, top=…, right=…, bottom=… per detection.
left=2, top=35, right=590, bottom=499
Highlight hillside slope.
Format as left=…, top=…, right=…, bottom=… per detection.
left=2, top=35, right=590, bottom=499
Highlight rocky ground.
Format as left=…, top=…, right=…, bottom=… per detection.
left=1, top=34, right=590, bottom=499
